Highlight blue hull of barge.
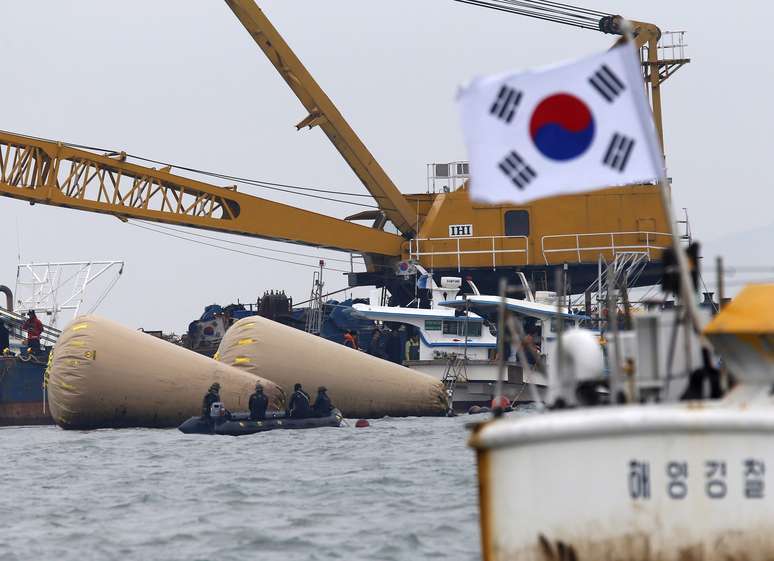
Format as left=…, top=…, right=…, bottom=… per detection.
left=0, top=354, right=53, bottom=426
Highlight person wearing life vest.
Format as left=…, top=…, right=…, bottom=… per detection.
left=22, top=310, right=44, bottom=354
left=249, top=383, right=269, bottom=421
left=491, top=395, right=511, bottom=411
left=404, top=334, right=420, bottom=362
left=287, top=383, right=312, bottom=419
left=343, top=330, right=359, bottom=350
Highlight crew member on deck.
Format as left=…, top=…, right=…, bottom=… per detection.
left=22, top=310, right=43, bottom=354
left=0, top=321, right=9, bottom=353
left=202, top=382, right=221, bottom=418
left=368, top=326, right=385, bottom=359
left=249, top=383, right=269, bottom=421
left=343, top=330, right=359, bottom=350
left=313, top=386, right=334, bottom=417
left=404, top=333, right=420, bottom=363
left=287, top=382, right=311, bottom=419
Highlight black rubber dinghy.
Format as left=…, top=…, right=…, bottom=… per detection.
left=178, top=410, right=343, bottom=435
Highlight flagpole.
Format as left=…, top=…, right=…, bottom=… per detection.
left=620, top=20, right=706, bottom=337
left=494, top=276, right=507, bottom=418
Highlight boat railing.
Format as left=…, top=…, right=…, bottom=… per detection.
left=408, top=235, right=529, bottom=272
left=540, top=231, right=672, bottom=265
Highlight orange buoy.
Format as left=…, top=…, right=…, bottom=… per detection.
left=355, top=419, right=370, bottom=428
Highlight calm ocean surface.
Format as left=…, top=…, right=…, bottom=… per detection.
left=0, top=416, right=483, bottom=561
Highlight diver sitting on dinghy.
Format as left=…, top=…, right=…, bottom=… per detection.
left=287, top=383, right=312, bottom=419
left=202, top=383, right=222, bottom=418
left=249, top=383, right=269, bottom=420
left=313, top=386, right=334, bottom=417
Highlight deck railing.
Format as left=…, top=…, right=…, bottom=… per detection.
left=540, top=231, right=672, bottom=265
left=406, top=231, right=671, bottom=269
left=408, top=235, right=529, bottom=272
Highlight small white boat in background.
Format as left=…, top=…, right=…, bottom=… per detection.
left=469, top=284, right=774, bottom=561
left=353, top=268, right=587, bottom=410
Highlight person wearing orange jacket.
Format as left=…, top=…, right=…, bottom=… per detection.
left=343, top=330, right=359, bottom=350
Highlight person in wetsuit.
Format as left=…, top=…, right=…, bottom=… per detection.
left=249, top=383, right=269, bottom=421
left=286, top=382, right=311, bottom=419
left=312, top=386, right=334, bottom=417
left=201, top=382, right=221, bottom=418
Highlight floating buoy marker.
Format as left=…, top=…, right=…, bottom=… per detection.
left=355, top=419, right=369, bottom=428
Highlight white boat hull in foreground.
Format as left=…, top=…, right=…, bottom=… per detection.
left=469, top=403, right=774, bottom=561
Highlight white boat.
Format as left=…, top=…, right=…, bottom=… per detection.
left=352, top=269, right=587, bottom=411
left=469, top=284, right=774, bottom=561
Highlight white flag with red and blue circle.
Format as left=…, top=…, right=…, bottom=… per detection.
left=458, top=43, right=664, bottom=204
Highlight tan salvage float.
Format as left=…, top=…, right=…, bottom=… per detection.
left=47, top=315, right=284, bottom=430
left=216, top=316, right=448, bottom=418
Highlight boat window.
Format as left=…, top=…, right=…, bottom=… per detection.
left=442, top=320, right=482, bottom=337
left=424, top=319, right=442, bottom=331
left=504, top=210, right=530, bottom=236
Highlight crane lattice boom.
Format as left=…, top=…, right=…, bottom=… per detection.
left=0, top=130, right=402, bottom=256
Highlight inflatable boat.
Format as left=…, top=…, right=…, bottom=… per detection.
left=178, top=407, right=343, bottom=435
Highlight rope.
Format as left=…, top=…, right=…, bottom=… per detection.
left=452, top=0, right=612, bottom=31
left=84, top=267, right=124, bottom=315
left=137, top=221, right=352, bottom=265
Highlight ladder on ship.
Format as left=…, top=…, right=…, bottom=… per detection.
left=304, top=260, right=325, bottom=335
left=442, top=355, right=466, bottom=414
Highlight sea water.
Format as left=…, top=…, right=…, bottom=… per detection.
left=0, top=416, right=482, bottom=561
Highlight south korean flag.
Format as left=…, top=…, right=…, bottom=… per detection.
left=458, top=43, right=665, bottom=204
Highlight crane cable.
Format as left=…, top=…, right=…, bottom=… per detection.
left=126, top=220, right=353, bottom=273
left=0, top=129, right=384, bottom=210
left=127, top=220, right=398, bottom=271
left=453, top=1, right=598, bottom=30
left=135, top=220, right=353, bottom=264
left=453, top=0, right=612, bottom=31
left=123, top=154, right=384, bottom=209
left=458, top=0, right=609, bottom=21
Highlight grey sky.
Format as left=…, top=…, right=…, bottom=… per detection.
left=1, top=1, right=770, bottom=331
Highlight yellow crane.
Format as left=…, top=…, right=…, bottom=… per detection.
left=0, top=0, right=690, bottom=296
